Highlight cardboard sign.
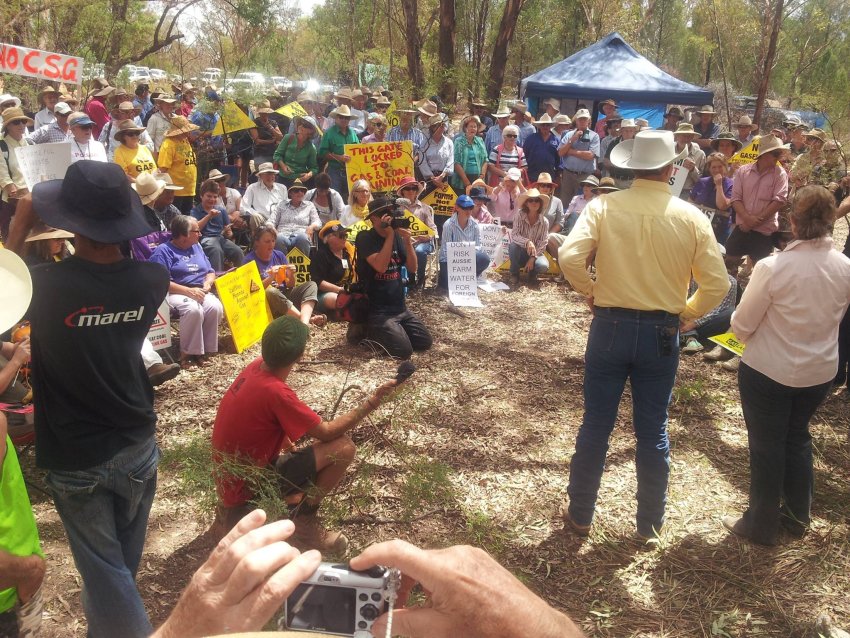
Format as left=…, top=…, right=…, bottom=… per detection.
left=212, top=100, right=257, bottom=136
left=385, top=101, right=400, bottom=129
left=420, top=183, right=458, bottom=217
left=731, top=136, right=761, bottom=165
left=479, top=223, right=506, bottom=268
left=344, top=141, right=414, bottom=192
left=399, top=209, right=435, bottom=238
left=146, top=299, right=171, bottom=350
left=446, top=241, right=483, bottom=307
left=668, top=159, right=688, bottom=197
left=708, top=332, right=745, bottom=357
left=275, top=101, right=309, bottom=119
left=286, top=247, right=311, bottom=285
left=214, top=261, right=272, bottom=353
left=0, top=43, right=83, bottom=84
left=15, top=142, right=72, bottom=190
left=494, top=228, right=559, bottom=275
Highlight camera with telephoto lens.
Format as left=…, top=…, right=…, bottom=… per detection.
left=281, top=562, right=394, bottom=637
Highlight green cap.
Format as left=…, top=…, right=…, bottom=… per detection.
left=261, top=316, right=309, bottom=369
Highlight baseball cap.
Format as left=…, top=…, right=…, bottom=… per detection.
left=54, top=101, right=72, bottom=115
left=456, top=195, right=474, bottom=209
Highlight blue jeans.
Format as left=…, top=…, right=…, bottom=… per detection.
left=564, top=211, right=579, bottom=235
left=326, top=164, right=349, bottom=200
left=200, top=235, right=244, bottom=272
left=275, top=231, right=311, bottom=256
left=46, top=438, right=159, bottom=638
left=508, top=243, right=548, bottom=276
left=568, top=307, right=680, bottom=537
left=413, top=241, right=433, bottom=285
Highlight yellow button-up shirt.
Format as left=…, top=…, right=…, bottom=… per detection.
left=559, top=178, right=729, bottom=319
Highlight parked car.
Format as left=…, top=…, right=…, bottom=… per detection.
left=149, top=68, right=167, bottom=81
left=223, top=78, right=255, bottom=94
left=235, top=72, right=266, bottom=87
left=270, top=76, right=292, bottom=91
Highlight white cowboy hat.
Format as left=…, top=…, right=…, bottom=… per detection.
left=330, top=104, right=353, bottom=118
left=755, top=134, right=790, bottom=158
left=573, top=108, right=591, bottom=120
left=132, top=172, right=168, bottom=205
left=532, top=113, right=555, bottom=126
left=0, top=250, right=33, bottom=334
left=610, top=130, right=688, bottom=171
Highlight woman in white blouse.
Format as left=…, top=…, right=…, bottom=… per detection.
left=723, top=186, right=850, bottom=546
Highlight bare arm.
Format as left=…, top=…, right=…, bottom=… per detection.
left=0, top=339, right=28, bottom=394
left=365, top=224, right=397, bottom=273
left=308, top=381, right=398, bottom=442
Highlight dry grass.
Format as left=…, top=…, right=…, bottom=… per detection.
left=22, top=244, right=850, bottom=637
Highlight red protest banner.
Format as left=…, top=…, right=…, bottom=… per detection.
left=0, top=43, right=83, bottom=84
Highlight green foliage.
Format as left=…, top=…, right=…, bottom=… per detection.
left=401, top=458, right=456, bottom=517
left=673, top=379, right=709, bottom=405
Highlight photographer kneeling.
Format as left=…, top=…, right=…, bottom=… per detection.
left=211, top=316, right=400, bottom=554
left=355, top=197, right=433, bottom=359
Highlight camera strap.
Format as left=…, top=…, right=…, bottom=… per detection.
left=384, top=568, right=402, bottom=638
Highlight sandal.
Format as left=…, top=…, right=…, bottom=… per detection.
left=309, top=314, right=327, bottom=327
left=179, top=355, right=197, bottom=370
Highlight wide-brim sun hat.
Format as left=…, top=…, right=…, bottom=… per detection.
left=208, top=168, right=231, bottom=184
left=594, top=177, right=619, bottom=193
left=428, top=113, right=448, bottom=127
left=330, top=104, right=353, bottom=118
left=533, top=113, right=555, bottom=126
left=533, top=172, right=559, bottom=188
left=755, top=134, right=790, bottom=158
left=696, top=105, right=717, bottom=115
left=0, top=94, right=21, bottom=109
left=156, top=172, right=183, bottom=191
left=395, top=176, right=425, bottom=196
left=516, top=188, right=550, bottom=211
left=114, top=120, right=146, bottom=142
left=25, top=223, right=75, bottom=242
left=32, top=161, right=150, bottom=244
left=466, top=178, right=492, bottom=197
left=1, top=107, right=34, bottom=132
left=0, top=250, right=32, bottom=334
left=610, top=130, right=688, bottom=171
left=132, top=172, right=168, bottom=205
left=710, top=133, right=743, bottom=152
left=288, top=179, right=308, bottom=192
left=460, top=114, right=484, bottom=133
left=164, top=116, right=200, bottom=137
left=579, top=175, right=600, bottom=188
left=296, top=115, right=318, bottom=130
left=255, top=162, right=277, bottom=175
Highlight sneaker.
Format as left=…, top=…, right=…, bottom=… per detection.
left=289, top=513, right=349, bottom=554
left=147, top=362, right=180, bottom=386
left=720, top=356, right=741, bottom=372
left=703, top=345, right=734, bottom=362
left=681, top=337, right=704, bottom=354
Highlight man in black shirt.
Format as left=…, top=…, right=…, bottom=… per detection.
left=27, top=161, right=170, bottom=638
left=355, top=198, right=432, bottom=359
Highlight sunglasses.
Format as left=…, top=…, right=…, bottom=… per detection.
left=538, top=183, right=553, bottom=188
left=527, top=198, right=542, bottom=204
left=8, top=121, right=26, bottom=126
left=504, top=134, right=517, bottom=138
left=401, top=185, right=418, bottom=191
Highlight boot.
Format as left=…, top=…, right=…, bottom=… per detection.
left=289, top=513, right=349, bottom=554
left=147, top=362, right=180, bottom=386
left=528, top=271, right=539, bottom=288
left=346, top=322, right=367, bottom=345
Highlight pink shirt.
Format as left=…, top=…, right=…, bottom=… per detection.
left=594, top=118, right=608, bottom=138
left=731, top=238, right=850, bottom=387
left=84, top=98, right=110, bottom=138
left=730, top=161, right=788, bottom=235
left=489, top=188, right=521, bottom=225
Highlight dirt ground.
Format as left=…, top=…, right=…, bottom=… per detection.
left=20, top=221, right=850, bottom=638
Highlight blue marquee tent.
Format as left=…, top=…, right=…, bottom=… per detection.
left=520, top=33, right=713, bottom=128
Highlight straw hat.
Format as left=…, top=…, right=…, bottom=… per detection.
left=92, top=85, right=115, bottom=98
left=696, top=105, right=717, bottom=115
left=533, top=172, right=559, bottom=188
left=375, top=95, right=391, bottom=107
left=0, top=250, right=32, bottom=335
left=579, top=175, right=600, bottom=188
left=803, top=128, right=827, bottom=143
left=208, top=168, right=231, bottom=184
left=755, top=134, right=789, bottom=158
left=297, top=91, right=316, bottom=103
left=39, top=85, right=61, bottom=98
left=466, top=178, right=493, bottom=197
left=593, top=177, right=619, bottom=193
left=114, top=119, right=146, bottom=142
left=116, top=100, right=140, bottom=115
left=131, top=173, right=168, bottom=205
left=511, top=101, right=527, bottom=113
left=164, top=115, right=200, bottom=137
left=460, top=114, right=485, bottom=134
left=428, top=113, right=448, bottom=127
left=735, top=115, right=756, bottom=129
left=334, top=88, right=353, bottom=101
left=417, top=100, right=439, bottom=118
left=673, top=122, right=699, bottom=136
left=710, top=132, right=743, bottom=152
left=288, top=178, right=308, bottom=192
left=255, top=162, right=277, bottom=175
left=155, top=94, right=177, bottom=104
left=610, top=130, right=687, bottom=170
left=470, top=99, right=488, bottom=108
left=1, top=107, right=33, bottom=132
left=573, top=108, right=591, bottom=120
left=24, top=223, right=74, bottom=242
left=493, top=104, right=512, bottom=118
left=553, top=113, right=572, bottom=126
left=330, top=104, right=353, bottom=118
left=532, top=113, right=555, bottom=126
left=516, top=188, right=550, bottom=211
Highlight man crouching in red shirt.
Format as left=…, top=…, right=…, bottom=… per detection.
left=211, top=315, right=400, bottom=554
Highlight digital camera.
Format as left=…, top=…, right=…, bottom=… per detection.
left=281, top=562, right=393, bottom=637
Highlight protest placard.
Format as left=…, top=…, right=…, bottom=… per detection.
left=275, top=101, right=309, bottom=119
left=286, top=247, right=312, bottom=285
left=399, top=209, right=435, bottom=238
left=0, top=43, right=83, bottom=84
left=668, top=159, right=689, bottom=197
left=420, top=183, right=458, bottom=218
left=214, top=261, right=272, bottom=353
left=146, top=300, right=171, bottom=350
left=385, top=101, right=400, bottom=129
left=479, top=223, right=505, bottom=268
left=15, top=142, right=72, bottom=190
left=446, top=241, right=483, bottom=307
left=731, top=136, right=761, bottom=165
left=212, top=100, right=257, bottom=136
left=345, top=218, right=372, bottom=242
left=344, top=141, right=414, bottom=192
left=708, top=332, right=745, bottom=357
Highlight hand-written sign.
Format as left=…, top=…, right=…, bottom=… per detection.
left=479, top=223, right=506, bottom=268
left=286, top=247, right=311, bottom=285
left=15, top=142, right=72, bottom=190
left=420, top=183, right=458, bottom=217
left=494, top=228, right=559, bottom=275
left=212, top=100, right=257, bottom=136
left=668, top=159, right=688, bottom=197
left=275, top=101, right=309, bottom=119
left=385, top=102, right=400, bottom=129
left=0, top=43, right=83, bottom=84
left=708, top=332, right=745, bottom=357
left=446, top=241, right=483, bottom=307
left=731, top=137, right=761, bottom=165
left=214, top=261, right=272, bottom=353
left=344, top=141, right=414, bottom=192
left=146, top=299, right=171, bottom=350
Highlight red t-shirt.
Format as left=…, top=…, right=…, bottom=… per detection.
left=211, top=358, right=321, bottom=506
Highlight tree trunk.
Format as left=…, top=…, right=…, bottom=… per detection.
left=400, top=0, right=425, bottom=97
left=438, top=0, right=456, bottom=103
left=485, top=0, right=526, bottom=103
left=753, top=0, right=784, bottom=126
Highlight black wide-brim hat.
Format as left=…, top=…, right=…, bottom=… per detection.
left=32, top=161, right=150, bottom=244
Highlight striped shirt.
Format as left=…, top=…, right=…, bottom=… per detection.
left=488, top=145, right=527, bottom=174
left=439, top=214, right=481, bottom=261
left=387, top=126, right=426, bottom=156
left=511, top=210, right=549, bottom=256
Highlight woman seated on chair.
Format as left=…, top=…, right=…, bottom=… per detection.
left=150, top=215, right=224, bottom=369
left=339, top=178, right=372, bottom=227
left=396, top=176, right=437, bottom=288
left=245, top=226, right=326, bottom=326
left=310, top=220, right=357, bottom=317
left=305, top=172, right=345, bottom=225
left=266, top=179, right=321, bottom=255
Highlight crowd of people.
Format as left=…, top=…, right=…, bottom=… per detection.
left=0, top=78, right=848, bottom=638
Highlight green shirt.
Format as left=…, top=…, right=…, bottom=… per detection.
left=273, top=134, right=319, bottom=180
left=0, top=437, right=43, bottom=613
left=317, top=125, right=359, bottom=171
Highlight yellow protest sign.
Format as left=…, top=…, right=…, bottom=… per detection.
left=385, top=101, right=400, bottom=129
left=420, top=183, right=458, bottom=218
left=275, top=101, right=309, bottom=119
left=212, top=100, right=257, bottom=136
left=346, top=218, right=372, bottom=242
left=286, top=247, right=311, bottom=285
left=401, top=210, right=435, bottom=238
left=731, top=136, right=761, bottom=165
left=214, top=261, right=272, bottom=353
left=344, top=141, right=414, bottom=192
left=708, top=332, right=745, bottom=357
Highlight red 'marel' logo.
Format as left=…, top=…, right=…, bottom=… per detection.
left=64, top=305, right=145, bottom=328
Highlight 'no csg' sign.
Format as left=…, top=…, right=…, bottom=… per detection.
left=0, top=43, right=83, bottom=84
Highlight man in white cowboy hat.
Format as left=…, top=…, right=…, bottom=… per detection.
left=523, top=113, right=561, bottom=183
left=727, top=133, right=789, bottom=265
left=510, top=100, right=536, bottom=146
left=22, top=161, right=170, bottom=637
left=34, top=85, right=61, bottom=130
left=28, top=101, right=73, bottom=144
left=558, top=130, right=729, bottom=541
left=542, top=97, right=561, bottom=119
left=484, top=104, right=512, bottom=154
left=693, top=104, right=720, bottom=149
left=673, top=122, right=706, bottom=199
left=734, top=115, right=757, bottom=145
left=146, top=93, right=177, bottom=153
left=557, top=108, right=600, bottom=204
left=317, top=104, right=360, bottom=199
left=241, top=162, right=289, bottom=230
